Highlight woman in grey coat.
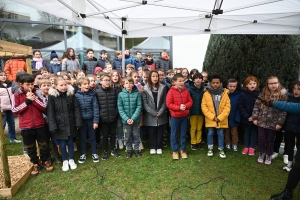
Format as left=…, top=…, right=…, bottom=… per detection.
left=142, top=70, right=168, bottom=155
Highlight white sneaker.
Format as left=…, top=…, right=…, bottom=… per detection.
left=62, top=160, right=69, bottom=171
left=271, top=152, right=278, bottom=159
left=68, top=159, right=77, bottom=170
left=283, top=154, right=288, bottom=164
left=10, top=139, right=21, bottom=143
left=150, top=149, right=156, bottom=154
left=118, top=139, right=124, bottom=150
left=156, top=149, right=162, bottom=154
left=283, top=161, right=293, bottom=172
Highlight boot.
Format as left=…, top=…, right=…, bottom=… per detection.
left=270, top=188, right=293, bottom=200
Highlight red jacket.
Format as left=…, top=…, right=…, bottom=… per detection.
left=11, top=87, right=46, bottom=129
left=166, top=86, right=193, bottom=118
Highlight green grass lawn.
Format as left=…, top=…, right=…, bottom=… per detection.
left=3, top=137, right=299, bottom=200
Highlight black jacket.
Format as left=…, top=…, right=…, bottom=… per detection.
left=237, top=89, right=259, bottom=126
left=47, top=86, right=82, bottom=140
left=155, top=57, right=172, bottom=74
left=82, top=57, right=98, bottom=75
left=96, top=86, right=118, bottom=123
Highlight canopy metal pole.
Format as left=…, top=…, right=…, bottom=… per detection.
left=122, top=34, right=125, bottom=77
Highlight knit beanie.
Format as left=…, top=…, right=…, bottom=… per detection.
left=50, top=51, right=58, bottom=60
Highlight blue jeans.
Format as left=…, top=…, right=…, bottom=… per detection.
left=207, top=128, right=224, bottom=150
left=57, top=137, right=74, bottom=161
left=170, top=116, right=188, bottom=152
left=2, top=110, right=16, bottom=140
left=79, top=119, right=96, bottom=155
left=243, top=125, right=257, bottom=148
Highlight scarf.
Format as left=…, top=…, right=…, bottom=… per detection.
left=145, top=59, right=154, bottom=65
left=125, top=54, right=130, bottom=58
left=33, top=58, right=43, bottom=70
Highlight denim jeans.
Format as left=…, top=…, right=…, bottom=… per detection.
left=170, top=116, right=188, bottom=152
left=117, top=117, right=123, bottom=140
left=243, top=125, right=257, bottom=148
left=123, top=123, right=140, bottom=151
left=2, top=110, right=16, bottom=141
left=207, top=128, right=224, bottom=150
left=57, top=137, right=74, bottom=161
left=79, top=119, right=96, bottom=155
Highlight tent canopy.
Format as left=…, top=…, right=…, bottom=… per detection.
left=0, top=40, right=33, bottom=57
left=131, top=37, right=170, bottom=51
left=10, top=0, right=300, bottom=38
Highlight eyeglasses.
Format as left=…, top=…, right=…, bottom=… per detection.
left=102, top=80, right=111, bottom=82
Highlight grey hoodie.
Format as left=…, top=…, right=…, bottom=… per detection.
left=206, top=84, right=224, bottom=116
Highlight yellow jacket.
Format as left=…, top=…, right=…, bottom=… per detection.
left=201, top=88, right=231, bottom=128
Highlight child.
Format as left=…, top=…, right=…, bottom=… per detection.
left=33, top=70, right=42, bottom=89
left=125, top=49, right=134, bottom=67
left=131, top=71, right=143, bottom=92
left=60, top=71, right=72, bottom=86
left=181, top=68, right=191, bottom=88
left=86, top=74, right=97, bottom=91
left=61, top=48, right=80, bottom=76
left=40, top=67, right=50, bottom=79
left=134, top=51, right=144, bottom=71
left=117, top=77, right=142, bottom=158
left=125, top=64, right=135, bottom=77
left=201, top=74, right=230, bottom=158
left=237, top=76, right=260, bottom=156
left=110, top=70, right=124, bottom=149
left=138, top=67, right=143, bottom=82
left=73, top=70, right=86, bottom=80
left=12, top=73, right=52, bottom=176
left=190, top=69, right=199, bottom=79
left=96, top=74, right=121, bottom=160
left=141, top=69, right=150, bottom=86
left=48, top=51, right=61, bottom=74
left=188, top=73, right=205, bottom=150
left=157, top=69, right=165, bottom=84
left=47, top=76, right=82, bottom=171
left=252, top=76, right=288, bottom=165
left=103, top=63, right=113, bottom=74
left=113, top=50, right=122, bottom=73
left=31, top=50, right=47, bottom=71
left=144, top=52, right=156, bottom=71
left=49, top=74, right=57, bottom=87
left=82, top=49, right=98, bottom=75
left=163, top=69, right=174, bottom=89
left=201, top=71, right=209, bottom=87
left=75, top=77, right=100, bottom=163
left=0, top=70, right=21, bottom=143
left=166, top=73, right=193, bottom=160
left=155, top=50, right=172, bottom=74
left=97, top=50, right=109, bottom=69
left=142, top=71, right=168, bottom=154
left=281, top=81, right=300, bottom=171
left=225, top=79, right=241, bottom=151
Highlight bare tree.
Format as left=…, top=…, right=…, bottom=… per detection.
left=0, top=4, right=9, bottom=33
left=38, top=11, right=62, bottom=28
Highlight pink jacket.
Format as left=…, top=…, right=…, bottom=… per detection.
left=0, top=82, right=13, bottom=111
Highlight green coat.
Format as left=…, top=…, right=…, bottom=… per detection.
left=117, top=86, right=142, bottom=124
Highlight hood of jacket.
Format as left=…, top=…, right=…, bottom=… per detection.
left=49, top=85, right=74, bottom=97
left=50, top=60, right=61, bottom=65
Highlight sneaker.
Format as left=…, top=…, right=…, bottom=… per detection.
left=42, top=161, right=53, bottom=172
left=111, top=149, right=121, bottom=158
left=135, top=150, right=142, bottom=158
left=10, top=139, right=21, bottom=143
left=271, top=152, right=278, bottom=159
left=242, top=148, right=249, bottom=155
left=258, top=153, right=264, bottom=164
left=156, top=149, right=162, bottom=154
left=197, top=143, right=203, bottom=150
left=232, top=145, right=238, bottom=152
left=283, top=161, right=293, bottom=172
left=180, top=150, right=188, bottom=159
left=102, top=151, right=109, bottom=160
left=62, top=160, right=69, bottom=171
left=162, top=142, right=167, bottom=148
left=118, top=139, right=124, bottom=150
left=219, top=150, right=226, bottom=158
left=55, top=155, right=62, bottom=164
left=172, top=152, right=179, bottom=160
left=78, top=154, right=86, bottom=164
left=226, top=144, right=231, bottom=150
left=191, top=144, right=197, bottom=150
left=248, top=148, right=255, bottom=156
left=265, top=155, right=272, bottom=165
left=73, top=143, right=78, bottom=152
left=283, top=154, right=289, bottom=164
left=150, top=149, right=156, bottom=154
left=31, top=164, right=40, bottom=176
left=207, top=149, right=213, bottom=157
left=68, top=159, right=77, bottom=170
left=139, top=142, right=144, bottom=150
left=126, top=150, right=132, bottom=159
left=92, top=154, right=99, bottom=163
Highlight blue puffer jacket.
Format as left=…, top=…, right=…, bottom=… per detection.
left=134, top=59, right=145, bottom=71
left=117, top=86, right=142, bottom=124
left=113, top=58, right=122, bottom=73
left=48, top=61, right=61, bottom=74
left=238, top=89, right=259, bottom=126
left=75, top=89, right=99, bottom=124
left=228, top=90, right=241, bottom=127
left=163, top=77, right=172, bottom=89
left=283, top=95, right=300, bottom=133
left=188, top=84, right=204, bottom=115
left=125, top=56, right=134, bottom=66
left=273, top=100, right=300, bottom=114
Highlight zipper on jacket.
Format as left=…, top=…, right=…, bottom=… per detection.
left=105, top=90, right=111, bottom=121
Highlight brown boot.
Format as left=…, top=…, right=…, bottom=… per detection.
left=172, top=152, right=179, bottom=160
left=31, top=164, right=40, bottom=176
left=42, top=161, right=54, bottom=172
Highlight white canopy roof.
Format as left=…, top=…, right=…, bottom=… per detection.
left=11, top=0, right=300, bottom=38
left=131, top=37, right=170, bottom=50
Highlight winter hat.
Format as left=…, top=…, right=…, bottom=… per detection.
left=50, top=51, right=58, bottom=60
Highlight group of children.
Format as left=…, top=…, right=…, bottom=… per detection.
left=2, top=48, right=299, bottom=176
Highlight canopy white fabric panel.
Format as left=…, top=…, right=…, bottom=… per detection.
left=11, top=0, right=300, bottom=38
left=131, top=37, right=170, bottom=50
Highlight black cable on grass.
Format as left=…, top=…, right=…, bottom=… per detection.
left=92, top=166, right=124, bottom=200
left=170, top=177, right=226, bottom=200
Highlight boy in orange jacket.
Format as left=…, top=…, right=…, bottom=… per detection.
left=201, top=74, right=230, bottom=158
